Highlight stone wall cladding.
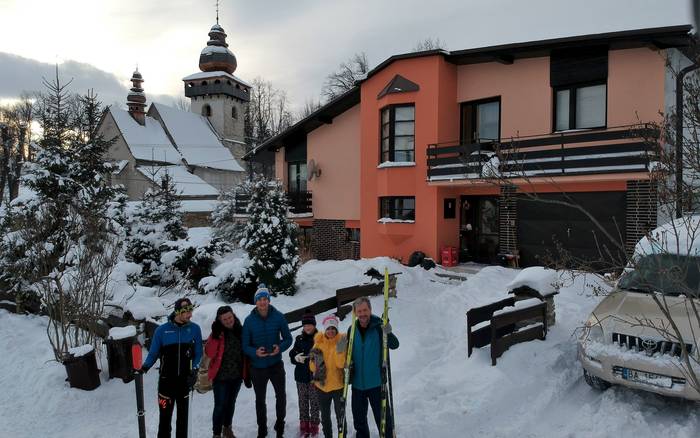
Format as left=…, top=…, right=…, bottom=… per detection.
left=499, top=185, right=518, bottom=255
left=311, top=219, right=359, bottom=260
left=626, top=180, right=658, bottom=254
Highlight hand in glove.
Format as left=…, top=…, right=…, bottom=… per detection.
left=336, top=335, right=348, bottom=353
left=294, top=353, right=308, bottom=363
left=135, top=365, right=149, bottom=375
left=382, top=322, right=392, bottom=336
left=187, top=369, right=198, bottom=390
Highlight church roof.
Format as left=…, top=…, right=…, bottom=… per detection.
left=136, top=165, right=219, bottom=198
left=110, top=108, right=182, bottom=164
left=182, top=70, right=251, bottom=88
left=150, top=103, right=244, bottom=172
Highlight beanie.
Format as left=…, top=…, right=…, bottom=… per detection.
left=254, top=284, right=271, bottom=303
left=301, top=311, right=316, bottom=326
left=322, top=314, right=339, bottom=331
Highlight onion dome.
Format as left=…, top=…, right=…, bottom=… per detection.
left=198, top=24, right=237, bottom=74
left=126, top=69, right=146, bottom=124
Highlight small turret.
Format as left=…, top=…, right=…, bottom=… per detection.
left=126, top=69, right=146, bottom=125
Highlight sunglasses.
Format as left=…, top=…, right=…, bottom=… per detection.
left=176, top=304, right=194, bottom=314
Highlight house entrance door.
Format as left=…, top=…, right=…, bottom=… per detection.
left=460, top=196, right=499, bottom=263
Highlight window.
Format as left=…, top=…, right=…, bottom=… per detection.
left=380, top=104, right=415, bottom=163
left=347, top=228, right=360, bottom=242
left=231, top=106, right=238, bottom=119
left=288, top=161, right=307, bottom=193
left=380, top=196, right=415, bottom=221
left=201, top=104, right=212, bottom=117
left=461, top=98, right=500, bottom=145
left=444, top=198, right=456, bottom=219
left=554, top=83, right=606, bottom=131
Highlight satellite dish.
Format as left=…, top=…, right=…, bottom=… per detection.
left=307, top=159, right=322, bottom=180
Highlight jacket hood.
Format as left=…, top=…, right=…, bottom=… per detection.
left=592, top=290, right=700, bottom=342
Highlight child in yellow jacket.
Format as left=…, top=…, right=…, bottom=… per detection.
left=309, top=314, right=346, bottom=438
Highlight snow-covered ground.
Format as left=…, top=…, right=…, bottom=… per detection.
left=2, top=258, right=700, bottom=437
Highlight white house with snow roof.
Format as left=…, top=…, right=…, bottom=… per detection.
left=99, top=21, right=251, bottom=216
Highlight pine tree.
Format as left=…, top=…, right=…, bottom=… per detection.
left=239, top=175, right=300, bottom=295
left=211, top=185, right=247, bottom=243
left=125, top=172, right=187, bottom=286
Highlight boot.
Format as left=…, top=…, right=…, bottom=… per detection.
left=308, top=422, right=319, bottom=437
left=213, top=435, right=222, bottom=438
left=257, top=427, right=268, bottom=438
left=222, top=425, right=236, bottom=438
left=274, top=419, right=285, bottom=438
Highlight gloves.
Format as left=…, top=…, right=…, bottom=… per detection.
left=294, top=353, right=308, bottom=363
left=187, top=369, right=198, bottom=390
left=382, top=322, right=392, bottom=336
left=135, top=365, right=149, bottom=374
left=336, top=335, right=348, bottom=353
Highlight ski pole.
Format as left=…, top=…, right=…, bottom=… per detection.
left=131, top=340, right=147, bottom=438
left=188, top=359, right=194, bottom=437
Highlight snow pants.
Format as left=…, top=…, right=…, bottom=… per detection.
left=351, top=386, right=393, bottom=438
left=157, top=376, right=190, bottom=438
left=251, top=361, right=287, bottom=434
left=212, top=377, right=243, bottom=435
left=317, top=388, right=342, bottom=438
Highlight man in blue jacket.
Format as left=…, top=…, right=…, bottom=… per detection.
left=242, top=284, right=293, bottom=438
left=345, top=296, right=399, bottom=438
left=140, top=297, right=203, bottom=438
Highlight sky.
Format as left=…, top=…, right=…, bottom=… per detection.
left=0, top=0, right=694, bottom=111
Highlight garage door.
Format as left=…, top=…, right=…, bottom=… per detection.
left=517, top=192, right=626, bottom=268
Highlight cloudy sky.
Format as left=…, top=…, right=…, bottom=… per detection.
left=0, top=0, right=693, bottom=110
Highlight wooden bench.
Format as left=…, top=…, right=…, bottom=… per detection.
left=466, top=297, right=548, bottom=365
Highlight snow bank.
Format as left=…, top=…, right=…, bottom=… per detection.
left=506, top=266, right=560, bottom=296
left=634, top=215, right=700, bottom=256
left=67, top=344, right=93, bottom=358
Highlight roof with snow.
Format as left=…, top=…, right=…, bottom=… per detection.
left=634, top=215, right=700, bottom=257
left=182, top=71, right=251, bottom=88
left=110, top=108, right=182, bottom=164
left=137, top=165, right=219, bottom=198
left=150, top=103, right=244, bottom=172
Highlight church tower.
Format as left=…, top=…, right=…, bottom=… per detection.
left=183, top=18, right=250, bottom=164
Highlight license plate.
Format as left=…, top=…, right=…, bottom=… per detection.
left=621, top=367, right=673, bottom=388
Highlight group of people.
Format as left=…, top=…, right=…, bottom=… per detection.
left=141, top=285, right=399, bottom=438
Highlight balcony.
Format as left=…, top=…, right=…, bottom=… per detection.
left=426, top=126, right=656, bottom=182
left=231, top=190, right=313, bottom=216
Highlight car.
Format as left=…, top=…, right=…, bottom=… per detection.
left=578, top=217, right=700, bottom=401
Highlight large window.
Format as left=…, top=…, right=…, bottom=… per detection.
left=379, top=196, right=415, bottom=221
left=288, top=161, right=307, bottom=193
left=380, top=104, right=415, bottom=163
left=554, top=83, right=606, bottom=131
left=461, top=99, right=500, bottom=144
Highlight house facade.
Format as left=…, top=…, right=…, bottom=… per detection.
left=251, top=26, right=691, bottom=266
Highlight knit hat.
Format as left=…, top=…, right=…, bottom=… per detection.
left=254, top=284, right=271, bottom=303
left=322, top=314, right=339, bottom=331
left=301, top=311, right=316, bottom=326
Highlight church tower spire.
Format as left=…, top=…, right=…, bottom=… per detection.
left=127, top=68, right=146, bottom=125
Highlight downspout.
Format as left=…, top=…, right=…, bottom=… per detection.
left=675, top=61, right=700, bottom=218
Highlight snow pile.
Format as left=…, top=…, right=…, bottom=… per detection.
left=108, top=326, right=137, bottom=340
left=67, top=344, right=94, bottom=358
left=634, top=215, right=700, bottom=256
left=506, top=266, right=560, bottom=296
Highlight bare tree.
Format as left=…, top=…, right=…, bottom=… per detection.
left=244, top=77, right=294, bottom=147
left=298, top=98, right=323, bottom=120
left=321, top=52, right=369, bottom=101
left=175, top=97, right=191, bottom=112
left=0, top=94, right=33, bottom=204
left=412, top=37, right=446, bottom=52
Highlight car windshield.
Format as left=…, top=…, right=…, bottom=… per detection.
left=618, top=254, right=700, bottom=297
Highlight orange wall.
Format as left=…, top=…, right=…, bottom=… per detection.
left=608, top=47, right=666, bottom=126
left=274, top=148, right=286, bottom=188
left=360, top=55, right=460, bottom=262
left=457, top=57, right=552, bottom=138
left=307, top=104, right=361, bottom=220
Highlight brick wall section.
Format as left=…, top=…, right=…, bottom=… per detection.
left=311, top=219, right=360, bottom=260
left=626, top=180, right=658, bottom=254
left=499, top=185, right=518, bottom=254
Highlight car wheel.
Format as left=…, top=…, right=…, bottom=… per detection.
left=583, top=369, right=611, bottom=391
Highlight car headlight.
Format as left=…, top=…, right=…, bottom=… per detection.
left=582, top=317, right=605, bottom=343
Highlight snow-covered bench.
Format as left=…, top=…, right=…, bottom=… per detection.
left=466, top=296, right=548, bottom=365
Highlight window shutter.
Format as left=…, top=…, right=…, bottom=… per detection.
left=550, top=46, right=608, bottom=87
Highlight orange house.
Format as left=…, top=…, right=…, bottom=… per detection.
left=248, top=26, right=692, bottom=266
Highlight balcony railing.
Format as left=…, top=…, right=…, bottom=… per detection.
left=426, top=125, right=657, bottom=181
left=231, top=190, right=313, bottom=216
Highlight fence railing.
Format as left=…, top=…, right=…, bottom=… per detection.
left=427, top=125, right=657, bottom=181
left=231, top=190, right=313, bottom=215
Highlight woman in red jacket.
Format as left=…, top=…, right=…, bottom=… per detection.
left=206, top=305, right=245, bottom=438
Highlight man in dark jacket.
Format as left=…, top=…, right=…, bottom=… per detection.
left=344, top=296, right=398, bottom=438
left=141, top=297, right=203, bottom=438
left=242, top=284, right=293, bottom=438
